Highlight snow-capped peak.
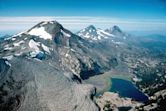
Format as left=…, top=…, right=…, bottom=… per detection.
left=27, top=21, right=61, bottom=40
left=11, top=21, right=72, bottom=40
left=77, top=25, right=115, bottom=41
left=3, top=20, right=74, bottom=60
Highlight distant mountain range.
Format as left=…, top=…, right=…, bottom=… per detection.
left=76, top=25, right=130, bottom=41
left=0, top=20, right=166, bottom=111
left=77, top=25, right=115, bottom=41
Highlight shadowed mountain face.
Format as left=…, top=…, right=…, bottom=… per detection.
left=105, top=25, right=122, bottom=34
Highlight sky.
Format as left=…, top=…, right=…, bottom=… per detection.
left=0, top=0, right=166, bottom=35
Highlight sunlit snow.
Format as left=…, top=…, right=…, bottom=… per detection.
left=41, top=44, right=50, bottom=53
left=28, top=27, right=52, bottom=40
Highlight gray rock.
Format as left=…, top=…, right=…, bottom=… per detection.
left=0, top=21, right=102, bottom=111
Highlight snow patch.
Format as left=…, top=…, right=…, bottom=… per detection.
left=28, top=39, right=46, bottom=59
left=61, top=29, right=71, bottom=37
left=65, top=50, right=70, bottom=57
left=41, top=21, right=49, bottom=25
left=21, top=47, right=26, bottom=50
left=49, top=21, right=54, bottom=24
left=4, top=37, right=11, bottom=41
left=114, top=41, right=123, bottom=45
left=28, top=27, right=52, bottom=40
left=164, top=75, right=166, bottom=79
left=97, top=29, right=115, bottom=37
left=28, top=39, right=40, bottom=51
left=5, top=61, right=11, bottom=66
left=14, top=52, right=23, bottom=56
left=29, top=51, right=39, bottom=57
left=24, top=37, right=28, bottom=40
left=4, top=46, right=13, bottom=50
left=13, top=40, right=25, bottom=47
left=2, top=55, right=13, bottom=60
left=70, top=48, right=76, bottom=52
left=11, top=37, right=16, bottom=41
left=78, top=33, right=82, bottom=36
left=89, top=29, right=92, bottom=32
left=41, top=44, right=50, bottom=53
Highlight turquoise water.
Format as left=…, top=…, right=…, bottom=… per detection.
left=109, top=78, right=148, bottom=102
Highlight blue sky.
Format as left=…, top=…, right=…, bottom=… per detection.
left=0, top=0, right=166, bottom=35
left=1, top=0, right=166, bottom=19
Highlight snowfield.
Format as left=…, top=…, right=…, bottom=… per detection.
left=28, top=27, right=52, bottom=40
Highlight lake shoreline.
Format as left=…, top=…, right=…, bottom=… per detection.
left=85, top=71, right=148, bottom=102
left=110, top=78, right=148, bottom=102
left=84, top=70, right=132, bottom=95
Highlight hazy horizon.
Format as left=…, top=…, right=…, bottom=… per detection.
left=0, top=0, right=166, bottom=36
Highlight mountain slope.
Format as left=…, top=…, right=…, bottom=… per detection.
left=0, top=21, right=102, bottom=111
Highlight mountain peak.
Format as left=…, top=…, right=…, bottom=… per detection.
left=105, top=25, right=122, bottom=34
left=105, top=25, right=125, bottom=37
left=26, top=21, right=63, bottom=40
left=11, top=20, right=71, bottom=41
left=2, top=20, right=74, bottom=61
left=86, top=25, right=96, bottom=30
left=111, top=25, right=122, bottom=33
left=77, top=25, right=114, bottom=41
left=28, top=21, right=63, bottom=33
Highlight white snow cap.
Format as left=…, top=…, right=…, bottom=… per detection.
left=77, top=25, right=115, bottom=41
left=28, top=27, right=52, bottom=40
